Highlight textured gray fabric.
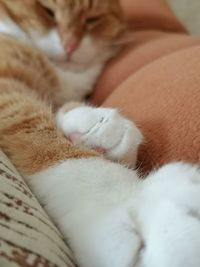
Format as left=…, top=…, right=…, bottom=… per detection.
left=169, top=0, right=200, bottom=35
left=0, top=150, right=76, bottom=267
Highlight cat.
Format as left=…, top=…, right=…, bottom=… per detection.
left=0, top=0, right=140, bottom=165
left=2, top=98, right=200, bottom=267
left=0, top=1, right=200, bottom=267
left=0, top=0, right=126, bottom=106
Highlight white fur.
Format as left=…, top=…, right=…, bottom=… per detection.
left=33, top=30, right=66, bottom=62
left=0, top=18, right=64, bottom=61
left=28, top=158, right=143, bottom=267
left=63, top=36, right=115, bottom=68
left=27, top=160, right=200, bottom=267
left=138, top=162, right=200, bottom=267
left=0, top=19, right=30, bottom=42
left=55, top=64, right=103, bottom=103
left=56, top=106, right=143, bottom=166
left=0, top=19, right=66, bottom=61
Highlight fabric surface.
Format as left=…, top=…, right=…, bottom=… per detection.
left=91, top=31, right=200, bottom=105
left=103, top=46, right=200, bottom=172
left=169, top=0, right=200, bottom=36
left=91, top=0, right=200, bottom=172
left=0, top=150, right=75, bottom=267
left=120, top=0, right=185, bottom=32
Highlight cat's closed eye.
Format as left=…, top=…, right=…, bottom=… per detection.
left=85, top=16, right=101, bottom=26
left=37, top=1, right=55, bottom=19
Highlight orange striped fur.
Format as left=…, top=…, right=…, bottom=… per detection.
left=0, top=36, right=98, bottom=176
left=0, top=0, right=126, bottom=46
left=0, top=0, right=125, bottom=175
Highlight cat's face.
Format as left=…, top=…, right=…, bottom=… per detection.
left=0, top=0, right=126, bottom=67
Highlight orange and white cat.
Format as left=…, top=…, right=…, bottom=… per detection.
left=0, top=0, right=141, bottom=164
left=0, top=1, right=200, bottom=267
left=0, top=0, right=126, bottom=104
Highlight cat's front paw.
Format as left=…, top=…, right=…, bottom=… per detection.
left=56, top=106, right=143, bottom=166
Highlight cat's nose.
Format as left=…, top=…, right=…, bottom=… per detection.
left=64, top=42, right=77, bottom=58
left=63, top=34, right=78, bottom=59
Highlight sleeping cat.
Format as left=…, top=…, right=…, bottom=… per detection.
left=0, top=0, right=126, bottom=105
left=0, top=1, right=200, bottom=267
left=0, top=0, right=139, bottom=164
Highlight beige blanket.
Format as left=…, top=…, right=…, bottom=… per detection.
left=0, top=150, right=75, bottom=267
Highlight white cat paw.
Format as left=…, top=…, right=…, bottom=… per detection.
left=56, top=106, right=143, bottom=166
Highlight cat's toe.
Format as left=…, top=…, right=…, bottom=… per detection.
left=105, top=117, right=143, bottom=166
left=56, top=106, right=143, bottom=166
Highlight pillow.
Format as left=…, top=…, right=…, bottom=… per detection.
left=92, top=0, right=189, bottom=104
left=91, top=1, right=200, bottom=172
left=91, top=31, right=200, bottom=104
left=0, top=150, right=76, bottom=267
left=102, top=45, right=200, bottom=172
left=120, top=0, right=185, bottom=32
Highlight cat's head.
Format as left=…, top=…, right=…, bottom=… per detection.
left=0, top=0, right=126, bottom=68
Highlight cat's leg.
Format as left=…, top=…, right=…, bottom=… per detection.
left=0, top=80, right=143, bottom=267
left=56, top=102, right=143, bottom=166
left=141, top=209, right=200, bottom=267
left=139, top=162, right=200, bottom=267
left=0, top=82, right=97, bottom=176
left=59, top=206, right=143, bottom=267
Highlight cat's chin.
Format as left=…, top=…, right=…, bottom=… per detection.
left=54, top=57, right=101, bottom=72
left=55, top=37, right=118, bottom=71
left=54, top=60, right=91, bottom=72
left=53, top=47, right=117, bottom=72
